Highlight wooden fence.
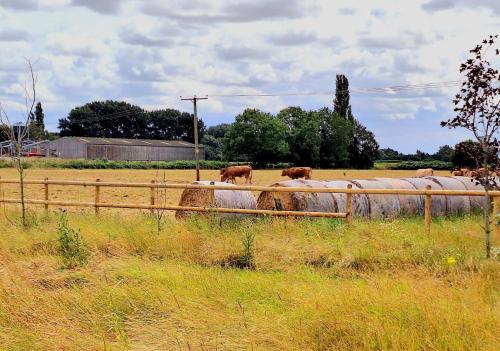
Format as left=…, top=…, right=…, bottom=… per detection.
left=0, top=177, right=499, bottom=235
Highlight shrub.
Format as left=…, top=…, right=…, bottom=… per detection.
left=387, top=160, right=453, bottom=170
left=57, top=213, right=89, bottom=269
left=217, top=231, right=256, bottom=269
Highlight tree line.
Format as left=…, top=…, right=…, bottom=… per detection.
left=58, top=101, right=206, bottom=142
left=379, top=140, right=497, bottom=169
left=205, top=75, right=379, bottom=168
left=53, top=74, right=380, bottom=168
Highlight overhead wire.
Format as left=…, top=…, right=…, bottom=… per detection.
left=207, top=80, right=462, bottom=97
left=58, top=80, right=462, bottom=124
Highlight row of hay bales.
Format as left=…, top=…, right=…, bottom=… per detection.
left=176, top=177, right=485, bottom=219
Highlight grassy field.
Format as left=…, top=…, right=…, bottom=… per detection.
left=0, top=168, right=452, bottom=213
left=0, top=169, right=498, bottom=349
left=0, top=211, right=498, bottom=350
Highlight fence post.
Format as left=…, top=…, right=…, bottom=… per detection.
left=424, top=185, right=432, bottom=235
left=346, top=184, right=353, bottom=224
left=150, top=180, right=156, bottom=213
left=95, top=178, right=101, bottom=215
left=493, top=196, right=499, bottom=239
left=44, top=177, right=49, bottom=213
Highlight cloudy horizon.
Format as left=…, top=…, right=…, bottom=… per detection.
left=0, top=0, right=498, bottom=153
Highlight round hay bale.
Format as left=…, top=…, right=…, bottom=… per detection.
left=350, top=179, right=401, bottom=218
left=323, top=180, right=370, bottom=218
left=401, top=178, right=446, bottom=217
left=256, top=180, right=337, bottom=213
left=374, top=178, right=421, bottom=215
left=426, top=176, right=471, bottom=215
left=452, top=176, right=485, bottom=212
left=176, top=181, right=256, bottom=219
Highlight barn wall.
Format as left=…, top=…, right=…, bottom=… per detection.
left=85, top=145, right=204, bottom=161
left=48, top=138, right=86, bottom=159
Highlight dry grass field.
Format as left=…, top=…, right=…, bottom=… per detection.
left=0, top=168, right=452, bottom=213
left=0, top=168, right=498, bottom=350
left=0, top=212, right=498, bottom=350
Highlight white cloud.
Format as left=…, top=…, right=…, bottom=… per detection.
left=0, top=0, right=498, bottom=152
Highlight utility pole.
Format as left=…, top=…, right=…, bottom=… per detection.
left=180, top=95, right=208, bottom=181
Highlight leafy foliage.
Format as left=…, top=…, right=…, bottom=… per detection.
left=387, top=160, right=453, bottom=170
left=441, top=35, right=499, bottom=259
left=278, top=107, right=321, bottom=166
left=317, top=108, right=352, bottom=168
left=58, top=101, right=205, bottom=143
left=441, top=34, right=499, bottom=187
left=0, top=159, right=269, bottom=170
left=434, top=145, right=455, bottom=162
left=201, top=134, right=224, bottom=161
left=453, top=140, right=497, bottom=168
left=349, top=119, right=379, bottom=168
left=223, top=109, right=290, bottom=164
left=57, top=213, right=89, bottom=269
left=333, top=74, right=354, bottom=121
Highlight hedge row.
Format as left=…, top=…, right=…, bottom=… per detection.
left=386, top=160, right=453, bottom=170
left=0, top=159, right=294, bottom=170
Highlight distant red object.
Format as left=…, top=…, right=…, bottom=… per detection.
left=22, top=152, right=45, bottom=157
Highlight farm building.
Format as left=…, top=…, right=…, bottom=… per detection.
left=47, top=137, right=204, bottom=161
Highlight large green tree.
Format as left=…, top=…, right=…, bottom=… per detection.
left=201, top=134, right=224, bottom=160
left=59, top=101, right=146, bottom=138
left=35, top=102, right=45, bottom=130
left=223, top=109, right=289, bottom=164
left=333, top=74, right=354, bottom=121
left=348, top=119, right=379, bottom=168
left=58, top=100, right=204, bottom=142
left=206, top=123, right=231, bottom=139
left=433, top=145, right=454, bottom=162
left=332, top=74, right=379, bottom=168
left=203, top=123, right=231, bottom=160
left=316, top=108, right=352, bottom=168
left=278, top=106, right=321, bottom=166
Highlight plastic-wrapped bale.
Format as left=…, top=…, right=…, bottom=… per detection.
left=256, top=180, right=337, bottom=213
left=176, top=181, right=256, bottom=219
left=350, top=179, right=401, bottom=218
left=452, top=176, right=485, bottom=213
left=401, top=178, right=447, bottom=217
left=323, top=180, right=370, bottom=218
left=426, top=176, right=471, bottom=215
left=374, top=178, right=421, bottom=215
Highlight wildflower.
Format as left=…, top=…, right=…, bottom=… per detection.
left=447, top=256, right=456, bottom=265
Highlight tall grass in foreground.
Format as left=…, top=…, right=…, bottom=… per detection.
left=0, top=211, right=498, bottom=350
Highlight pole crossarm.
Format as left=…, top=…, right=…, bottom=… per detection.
left=180, top=95, right=208, bottom=182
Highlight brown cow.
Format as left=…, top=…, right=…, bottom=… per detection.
left=281, top=167, right=312, bottom=180
left=220, top=165, right=252, bottom=184
left=451, top=168, right=470, bottom=176
left=415, top=168, right=433, bottom=177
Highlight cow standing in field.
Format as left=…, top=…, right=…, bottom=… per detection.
left=451, top=168, right=470, bottom=176
left=281, top=167, right=312, bottom=180
left=415, top=168, right=433, bottom=177
left=220, top=165, right=253, bottom=184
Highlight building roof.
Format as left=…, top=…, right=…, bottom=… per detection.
left=57, top=136, right=202, bottom=148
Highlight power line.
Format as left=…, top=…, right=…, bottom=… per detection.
left=208, top=80, right=462, bottom=98
left=56, top=80, right=463, bottom=125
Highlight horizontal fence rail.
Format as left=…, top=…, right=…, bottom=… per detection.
left=0, top=177, right=499, bottom=236
left=0, top=197, right=348, bottom=218
left=0, top=178, right=499, bottom=196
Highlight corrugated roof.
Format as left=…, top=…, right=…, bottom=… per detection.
left=60, top=137, right=201, bottom=148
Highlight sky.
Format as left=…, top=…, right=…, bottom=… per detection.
left=0, top=0, right=498, bottom=153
